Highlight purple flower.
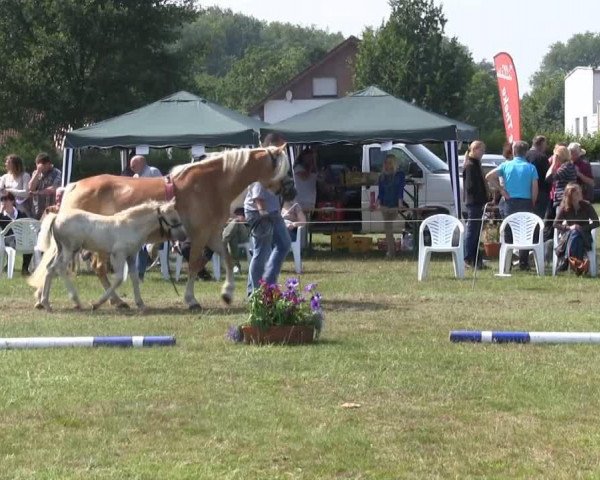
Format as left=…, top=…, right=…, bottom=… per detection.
left=285, top=277, right=300, bottom=290
left=310, top=293, right=322, bottom=311
left=304, top=283, right=317, bottom=293
left=226, top=325, right=244, bottom=343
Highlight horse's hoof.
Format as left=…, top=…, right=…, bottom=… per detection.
left=221, top=293, right=232, bottom=305
left=91, top=303, right=99, bottom=311
left=115, top=302, right=130, bottom=310
left=188, top=303, right=202, bottom=311
left=34, top=302, right=44, bottom=310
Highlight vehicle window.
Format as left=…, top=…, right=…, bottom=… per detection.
left=405, top=144, right=449, bottom=173
left=369, top=147, right=414, bottom=174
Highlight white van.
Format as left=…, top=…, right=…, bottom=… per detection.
left=307, top=143, right=456, bottom=234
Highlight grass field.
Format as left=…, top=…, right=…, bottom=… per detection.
left=2, top=247, right=600, bottom=479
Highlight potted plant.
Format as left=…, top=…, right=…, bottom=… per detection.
left=482, top=219, right=501, bottom=258
left=228, top=278, right=324, bottom=345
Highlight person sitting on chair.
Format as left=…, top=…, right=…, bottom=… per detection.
left=281, top=198, right=307, bottom=242
left=0, top=192, right=32, bottom=275
left=553, top=183, right=600, bottom=275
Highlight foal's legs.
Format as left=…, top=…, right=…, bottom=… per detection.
left=127, top=255, right=146, bottom=310
left=91, top=253, right=126, bottom=310
left=93, top=252, right=129, bottom=309
left=38, top=252, right=65, bottom=311
left=61, top=251, right=83, bottom=309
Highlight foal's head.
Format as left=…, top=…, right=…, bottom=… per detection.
left=157, top=199, right=187, bottom=241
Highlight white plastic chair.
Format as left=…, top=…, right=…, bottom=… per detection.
left=498, top=212, right=545, bottom=276
left=417, top=214, right=464, bottom=281
left=552, top=227, right=597, bottom=276
left=0, top=219, right=41, bottom=278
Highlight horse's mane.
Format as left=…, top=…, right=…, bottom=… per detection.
left=169, top=147, right=284, bottom=179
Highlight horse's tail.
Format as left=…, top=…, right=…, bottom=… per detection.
left=61, top=182, right=77, bottom=205
left=27, top=214, right=58, bottom=290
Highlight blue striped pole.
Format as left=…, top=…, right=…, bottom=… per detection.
left=0, top=336, right=176, bottom=349
left=450, top=331, right=600, bottom=344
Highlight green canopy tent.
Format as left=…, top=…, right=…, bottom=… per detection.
left=261, top=86, right=478, bottom=216
left=261, top=86, right=477, bottom=144
left=61, top=91, right=266, bottom=184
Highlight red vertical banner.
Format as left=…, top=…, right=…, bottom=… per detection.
left=494, top=52, right=521, bottom=143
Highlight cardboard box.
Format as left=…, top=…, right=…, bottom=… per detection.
left=349, top=236, right=373, bottom=253
left=331, top=231, right=353, bottom=250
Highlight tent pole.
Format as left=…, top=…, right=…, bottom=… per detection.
left=444, top=140, right=461, bottom=218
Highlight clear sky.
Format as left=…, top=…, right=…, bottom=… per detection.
left=205, top=0, right=600, bottom=95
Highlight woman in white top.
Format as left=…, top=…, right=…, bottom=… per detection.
left=293, top=147, right=318, bottom=215
left=0, top=154, right=31, bottom=216
left=281, top=200, right=307, bottom=242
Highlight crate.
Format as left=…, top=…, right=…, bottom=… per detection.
left=376, top=238, right=402, bottom=253
left=315, top=201, right=344, bottom=222
left=349, top=236, right=373, bottom=253
left=331, top=231, right=353, bottom=250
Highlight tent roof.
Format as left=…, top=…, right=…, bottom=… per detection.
left=65, top=91, right=266, bottom=149
left=261, top=86, right=478, bottom=144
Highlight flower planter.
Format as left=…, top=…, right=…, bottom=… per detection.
left=483, top=242, right=501, bottom=258
left=241, top=325, right=315, bottom=345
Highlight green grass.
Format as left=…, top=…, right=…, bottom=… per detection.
left=2, top=248, right=600, bottom=479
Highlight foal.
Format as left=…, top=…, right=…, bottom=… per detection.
left=33, top=199, right=186, bottom=311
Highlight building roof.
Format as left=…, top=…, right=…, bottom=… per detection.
left=565, top=66, right=600, bottom=80
left=248, top=36, right=359, bottom=116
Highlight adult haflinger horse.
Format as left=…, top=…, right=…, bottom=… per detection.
left=30, top=199, right=186, bottom=311
left=52, top=145, right=289, bottom=309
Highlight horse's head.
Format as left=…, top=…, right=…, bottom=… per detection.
left=260, top=144, right=289, bottom=187
left=157, top=199, right=187, bottom=241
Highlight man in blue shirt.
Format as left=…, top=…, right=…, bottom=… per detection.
left=486, top=141, right=539, bottom=270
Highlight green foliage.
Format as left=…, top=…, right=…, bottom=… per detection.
left=355, top=0, right=474, bottom=118
left=521, top=71, right=565, bottom=137
left=0, top=132, right=57, bottom=174
left=0, top=0, right=197, bottom=136
left=463, top=61, right=503, bottom=136
left=522, top=32, right=600, bottom=134
left=178, top=7, right=343, bottom=112
left=218, top=46, right=312, bottom=113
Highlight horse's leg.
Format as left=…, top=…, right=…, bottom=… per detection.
left=93, top=252, right=129, bottom=309
left=60, top=251, right=83, bottom=310
left=127, top=255, right=146, bottom=310
left=208, top=235, right=234, bottom=305
left=39, top=252, right=63, bottom=311
left=92, top=254, right=125, bottom=310
left=184, top=231, right=211, bottom=310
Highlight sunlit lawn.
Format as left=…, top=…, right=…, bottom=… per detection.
left=2, top=243, right=600, bottom=479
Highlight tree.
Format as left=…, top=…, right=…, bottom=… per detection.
left=354, top=0, right=473, bottom=118
left=178, top=7, right=344, bottom=110
left=462, top=61, right=504, bottom=150
left=218, top=46, right=312, bottom=113
left=0, top=0, right=196, bottom=136
left=522, top=32, right=600, bottom=134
